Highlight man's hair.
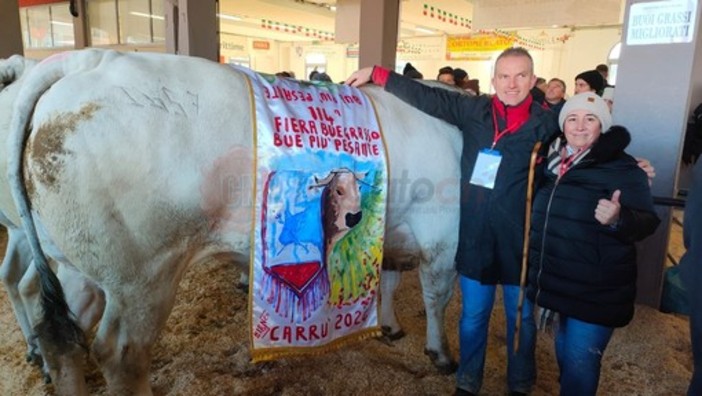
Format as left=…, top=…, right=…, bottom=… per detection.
left=536, top=77, right=546, bottom=85
left=596, top=64, right=609, bottom=73
left=548, top=77, right=566, bottom=92
left=495, top=47, right=534, bottom=74
left=437, top=66, right=454, bottom=79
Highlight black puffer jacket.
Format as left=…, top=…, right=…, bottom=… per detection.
left=526, top=126, right=660, bottom=327
left=384, top=72, right=559, bottom=284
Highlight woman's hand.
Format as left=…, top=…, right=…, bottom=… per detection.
left=595, top=189, right=621, bottom=226
left=345, top=67, right=374, bottom=87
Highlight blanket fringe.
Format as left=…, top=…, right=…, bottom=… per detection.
left=250, top=327, right=382, bottom=363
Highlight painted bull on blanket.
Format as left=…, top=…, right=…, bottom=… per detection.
left=0, top=55, right=104, bottom=382
left=6, top=49, right=461, bottom=395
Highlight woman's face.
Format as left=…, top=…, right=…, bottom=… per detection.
left=563, top=109, right=602, bottom=150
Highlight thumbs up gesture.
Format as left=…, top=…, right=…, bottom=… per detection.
left=595, top=190, right=621, bottom=226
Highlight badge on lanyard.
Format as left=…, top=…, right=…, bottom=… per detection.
left=470, top=148, right=502, bottom=189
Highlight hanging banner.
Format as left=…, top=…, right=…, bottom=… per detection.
left=446, top=34, right=513, bottom=60
left=234, top=66, right=387, bottom=362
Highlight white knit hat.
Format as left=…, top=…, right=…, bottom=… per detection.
left=558, top=92, right=612, bottom=132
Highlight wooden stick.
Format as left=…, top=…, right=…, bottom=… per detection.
left=514, top=140, right=542, bottom=353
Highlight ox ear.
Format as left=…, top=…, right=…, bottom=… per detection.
left=312, top=172, right=336, bottom=188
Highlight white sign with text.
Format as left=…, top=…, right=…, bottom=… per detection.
left=627, top=0, right=698, bottom=45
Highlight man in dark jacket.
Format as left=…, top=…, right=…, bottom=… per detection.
left=680, top=159, right=702, bottom=395
left=347, top=47, right=559, bottom=396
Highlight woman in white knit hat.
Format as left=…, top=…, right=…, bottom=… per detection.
left=526, top=92, right=661, bottom=395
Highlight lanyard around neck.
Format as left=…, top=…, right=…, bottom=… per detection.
left=491, top=110, right=520, bottom=149
left=558, top=146, right=588, bottom=178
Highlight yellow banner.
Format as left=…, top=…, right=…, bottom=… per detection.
left=447, top=34, right=514, bottom=52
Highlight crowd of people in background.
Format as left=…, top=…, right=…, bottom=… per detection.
left=394, top=61, right=614, bottom=117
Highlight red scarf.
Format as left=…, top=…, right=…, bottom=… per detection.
left=491, top=94, right=533, bottom=136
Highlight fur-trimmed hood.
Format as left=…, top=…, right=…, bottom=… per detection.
left=587, top=125, right=631, bottom=163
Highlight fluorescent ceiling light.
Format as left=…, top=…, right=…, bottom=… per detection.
left=330, top=6, right=337, bottom=11
left=218, top=13, right=242, bottom=22
left=51, top=21, right=73, bottom=27
left=414, top=26, right=436, bottom=34
left=130, top=11, right=165, bottom=20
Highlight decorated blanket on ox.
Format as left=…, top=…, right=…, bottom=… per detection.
left=236, top=66, right=388, bottom=362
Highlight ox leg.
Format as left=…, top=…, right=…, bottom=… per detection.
left=92, top=280, right=179, bottom=396
left=0, top=227, right=41, bottom=365
left=418, top=252, right=458, bottom=374
left=57, top=265, right=105, bottom=332
left=379, top=269, right=404, bottom=339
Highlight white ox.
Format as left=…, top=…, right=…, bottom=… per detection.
left=0, top=55, right=105, bottom=381
left=7, top=49, right=461, bottom=395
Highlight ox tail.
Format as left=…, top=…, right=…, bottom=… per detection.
left=6, top=52, right=101, bottom=355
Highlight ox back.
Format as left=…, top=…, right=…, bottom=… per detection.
left=7, top=49, right=462, bottom=394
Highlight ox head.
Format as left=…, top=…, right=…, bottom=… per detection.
left=311, top=169, right=365, bottom=249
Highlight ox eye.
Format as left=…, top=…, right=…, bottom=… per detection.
left=336, top=188, right=344, bottom=196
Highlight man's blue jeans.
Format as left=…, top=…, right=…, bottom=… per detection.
left=456, top=275, right=536, bottom=393
left=555, top=315, right=614, bottom=396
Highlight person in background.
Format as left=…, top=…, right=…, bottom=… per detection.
left=531, top=77, right=547, bottom=105
left=311, top=72, right=332, bottom=83
left=596, top=64, right=610, bottom=85
left=574, top=70, right=605, bottom=96
left=535, top=77, right=547, bottom=93
left=527, top=92, right=660, bottom=396
left=437, top=66, right=456, bottom=85
left=347, top=47, right=558, bottom=396
left=466, top=78, right=481, bottom=96
left=454, top=68, right=477, bottom=95
left=680, top=158, right=702, bottom=396
left=403, top=62, right=424, bottom=79
left=308, top=69, right=319, bottom=81
left=544, top=78, right=567, bottom=114
left=602, top=87, right=615, bottom=112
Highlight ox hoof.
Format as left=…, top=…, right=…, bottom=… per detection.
left=424, top=349, right=457, bottom=375
left=381, top=326, right=405, bottom=341
left=43, top=372, right=52, bottom=384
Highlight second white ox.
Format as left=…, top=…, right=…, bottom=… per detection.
left=0, top=55, right=104, bottom=381
left=8, top=49, right=462, bottom=395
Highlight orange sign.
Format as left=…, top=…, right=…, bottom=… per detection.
left=253, top=41, right=270, bottom=50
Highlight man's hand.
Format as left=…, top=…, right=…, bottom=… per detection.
left=345, top=67, right=374, bottom=87
left=636, top=157, right=656, bottom=186
left=596, top=190, right=622, bottom=226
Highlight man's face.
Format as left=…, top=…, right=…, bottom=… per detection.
left=545, top=80, right=565, bottom=102
left=438, top=73, right=455, bottom=85
left=574, top=78, right=592, bottom=94
left=491, top=55, right=536, bottom=106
